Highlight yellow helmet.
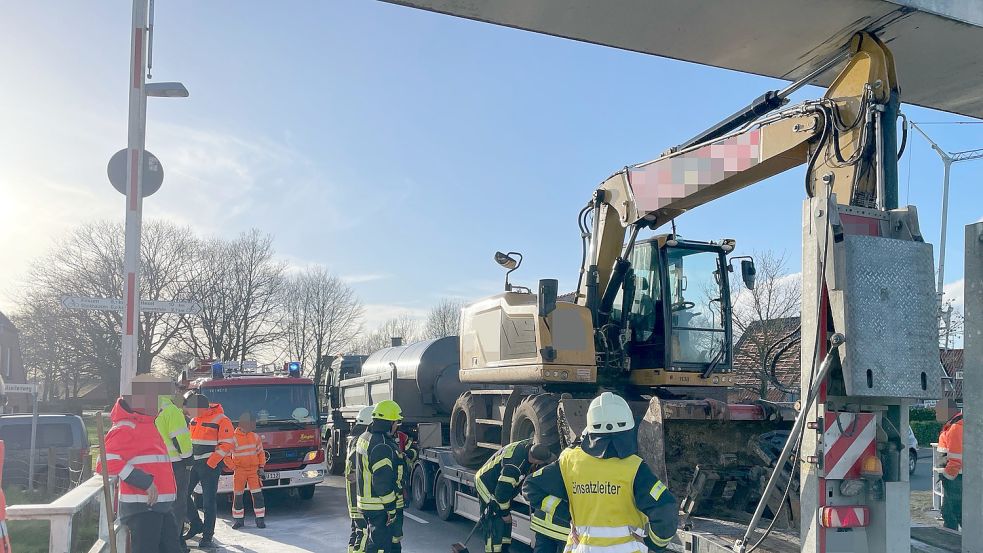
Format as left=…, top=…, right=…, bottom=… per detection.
left=372, top=400, right=403, bottom=422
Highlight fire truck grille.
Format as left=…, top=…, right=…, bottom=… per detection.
left=266, top=447, right=311, bottom=465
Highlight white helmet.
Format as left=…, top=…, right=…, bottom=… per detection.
left=586, top=392, right=635, bottom=434
left=355, top=406, right=374, bottom=426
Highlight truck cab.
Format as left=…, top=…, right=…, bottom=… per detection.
left=185, top=360, right=327, bottom=500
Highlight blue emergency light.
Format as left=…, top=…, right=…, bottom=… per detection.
left=212, top=362, right=224, bottom=379
left=287, top=361, right=301, bottom=377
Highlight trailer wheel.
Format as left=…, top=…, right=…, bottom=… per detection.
left=451, top=393, right=492, bottom=468
left=434, top=473, right=456, bottom=521
left=411, top=464, right=434, bottom=511
left=510, top=393, right=561, bottom=455
left=326, top=436, right=345, bottom=476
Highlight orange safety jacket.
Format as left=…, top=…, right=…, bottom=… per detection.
left=189, top=403, right=234, bottom=469
left=224, top=429, right=266, bottom=470
left=941, top=418, right=964, bottom=479
left=99, top=398, right=178, bottom=520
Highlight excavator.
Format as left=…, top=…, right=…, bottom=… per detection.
left=450, top=30, right=938, bottom=543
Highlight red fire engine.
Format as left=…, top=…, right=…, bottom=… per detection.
left=183, top=360, right=326, bottom=500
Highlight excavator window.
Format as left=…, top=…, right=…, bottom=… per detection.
left=665, top=248, right=727, bottom=367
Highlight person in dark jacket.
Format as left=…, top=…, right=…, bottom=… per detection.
left=355, top=400, right=403, bottom=553
left=475, top=439, right=555, bottom=553
left=524, top=392, right=677, bottom=552
left=525, top=470, right=571, bottom=553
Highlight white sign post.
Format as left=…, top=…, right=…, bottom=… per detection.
left=5, top=383, right=39, bottom=491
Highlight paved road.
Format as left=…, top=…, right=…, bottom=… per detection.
left=186, top=475, right=530, bottom=553
left=912, top=447, right=934, bottom=492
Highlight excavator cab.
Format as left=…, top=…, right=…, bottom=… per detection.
left=614, top=236, right=739, bottom=389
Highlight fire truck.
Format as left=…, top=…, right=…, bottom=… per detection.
left=183, top=360, right=327, bottom=500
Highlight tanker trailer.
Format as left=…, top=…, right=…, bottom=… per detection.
left=323, top=336, right=468, bottom=473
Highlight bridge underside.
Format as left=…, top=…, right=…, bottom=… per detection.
left=383, top=0, right=983, bottom=119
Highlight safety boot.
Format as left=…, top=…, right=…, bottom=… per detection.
left=231, top=519, right=244, bottom=530
left=256, top=517, right=266, bottom=528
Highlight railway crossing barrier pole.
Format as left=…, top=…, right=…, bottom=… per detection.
left=963, top=222, right=983, bottom=553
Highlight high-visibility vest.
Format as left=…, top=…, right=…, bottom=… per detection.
left=558, top=447, right=648, bottom=553
left=189, top=404, right=234, bottom=468
left=224, top=429, right=265, bottom=470
left=155, top=398, right=192, bottom=463
left=99, top=399, right=178, bottom=516
left=354, top=431, right=399, bottom=512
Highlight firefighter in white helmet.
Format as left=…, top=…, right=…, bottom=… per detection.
left=524, top=392, right=677, bottom=552
left=346, top=406, right=375, bottom=552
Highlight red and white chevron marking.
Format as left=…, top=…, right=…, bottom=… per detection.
left=820, top=506, right=870, bottom=528
left=822, top=412, right=876, bottom=480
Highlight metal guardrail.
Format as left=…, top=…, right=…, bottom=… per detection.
left=5, top=475, right=126, bottom=553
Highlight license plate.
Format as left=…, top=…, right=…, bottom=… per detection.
left=264, top=472, right=280, bottom=480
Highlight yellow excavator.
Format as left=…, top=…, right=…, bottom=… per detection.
left=450, top=31, right=910, bottom=525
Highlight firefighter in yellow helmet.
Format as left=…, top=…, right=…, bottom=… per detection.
left=347, top=406, right=375, bottom=552
left=524, top=392, right=677, bottom=552
left=354, top=400, right=403, bottom=553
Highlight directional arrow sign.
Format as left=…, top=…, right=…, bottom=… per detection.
left=3, top=383, right=37, bottom=394
left=61, top=297, right=201, bottom=315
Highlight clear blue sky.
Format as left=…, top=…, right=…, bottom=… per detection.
left=0, top=1, right=979, bottom=326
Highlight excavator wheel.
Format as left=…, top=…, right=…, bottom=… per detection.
left=450, top=392, right=493, bottom=468
left=509, top=394, right=561, bottom=455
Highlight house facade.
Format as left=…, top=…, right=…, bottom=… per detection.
left=0, top=311, right=31, bottom=412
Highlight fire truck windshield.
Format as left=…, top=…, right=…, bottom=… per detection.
left=203, top=384, right=318, bottom=426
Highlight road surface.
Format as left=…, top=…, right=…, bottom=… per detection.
left=186, top=475, right=530, bottom=552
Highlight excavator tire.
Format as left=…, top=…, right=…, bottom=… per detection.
left=450, top=392, right=492, bottom=468
left=509, top=394, right=561, bottom=455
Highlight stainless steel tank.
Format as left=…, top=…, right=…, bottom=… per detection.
left=341, top=336, right=467, bottom=422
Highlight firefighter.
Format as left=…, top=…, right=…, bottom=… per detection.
left=937, top=412, right=963, bottom=530
left=100, top=394, right=181, bottom=553
left=355, top=400, right=403, bottom=553
left=526, top=477, right=571, bottom=553
left=392, top=428, right=418, bottom=553
left=184, top=392, right=234, bottom=548
left=226, top=411, right=267, bottom=529
left=153, top=379, right=193, bottom=552
left=524, top=392, right=677, bottom=552
left=475, top=439, right=555, bottom=553
left=347, top=406, right=375, bottom=552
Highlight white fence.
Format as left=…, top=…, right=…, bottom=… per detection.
left=932, top=442, right=945, bottom=511
left=5, top=475, right=126, bottom=553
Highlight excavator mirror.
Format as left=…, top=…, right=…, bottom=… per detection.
left=538, top=279, right=558, bottom=317
left=741, top=259, right=757, bottom=290
left=494, top=251, right=518, bottom=269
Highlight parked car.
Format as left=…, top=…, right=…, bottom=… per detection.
left=907, top=425, right=919, bottom=475
left=0, top=414, right=91, bottom=493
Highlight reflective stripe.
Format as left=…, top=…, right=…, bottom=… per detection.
left=530, top=517, right=569, bottom=541
left=104, top=453, right=122, bottom=461
left=948, top=452, right=963, bottom=460
left=119, top=464, right=134, bottom=479
left=498, top=475, right=519, bottom=486
left=169, top=428, right=189, bottom=438
left=575, top=525, right=637, bottom=538
left=219, top=438, right=235, bottom=444
left=646, top=524, right=672, bottom=547
left=475, top=476, right=492, bottom=502
left=119, top=493, right=178, bottom=503
left=937, top=447, right=949, bottom=453
left=131, top=454, right=170, bottom=465
left=193, top=439, right=218, bottom=445
left=650, top=481, right=668, bottom=501
left=567, top=540, right=646, bottom=553
left=371, top=458, right=392, bottom=472
left=112, top=421, right=137, bottom=430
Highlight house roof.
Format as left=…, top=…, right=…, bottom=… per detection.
left=0, top=311, right=14, bottom=332
left=730, top=317, right=801, bottom=402
left=940, top=348, right=964, bottom=400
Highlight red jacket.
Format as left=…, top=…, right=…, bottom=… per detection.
left=98, top=398, right=177, bottom=520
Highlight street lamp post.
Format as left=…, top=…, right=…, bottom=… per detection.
left=910, top=122, right=983, bottom=316
left=120, top=0, right=187, bottom=395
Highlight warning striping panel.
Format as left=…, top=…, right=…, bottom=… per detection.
left=822, top=412, right=876, bottom=480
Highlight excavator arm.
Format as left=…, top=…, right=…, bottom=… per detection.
left=577, top=32, right=901, bottom=311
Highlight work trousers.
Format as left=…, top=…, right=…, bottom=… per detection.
left=124, top=510, right=183, bottom=553
left=187, top=463, right=221, bottom=538
left=391, top=509, right=403, bottom=552
left=171, top=462, right=190, bottom=542
left=532, top=533, right=565, bottom=553
left=363, top=511, right=395, bottom=553
left=348, top=516, right=366, bottom=553
left=479, top=500, right=512, bottom=553
left=942, top=474, right=963, bottom=530
left=232, top=468, right=265, bottom=519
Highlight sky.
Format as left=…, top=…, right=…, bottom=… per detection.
left=0, top=1, right=980, bottom=331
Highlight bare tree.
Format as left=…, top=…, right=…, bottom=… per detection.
left=14, top=220, right=197, bottom=399
left=939, top=298, right=964, bottom=350
left=352, top=315, right=420, bottom=354
left=283, top=267, right=363, bottom=387
left=424, top=298, right=466, bottom=339
left=731, top=250, right=802, bottom=399
left=181, top=230, right=287, bottom=363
